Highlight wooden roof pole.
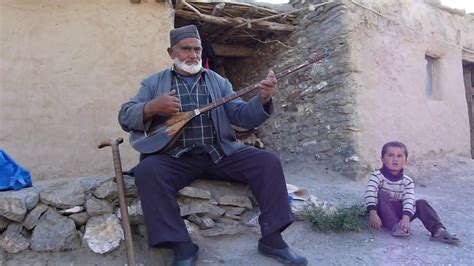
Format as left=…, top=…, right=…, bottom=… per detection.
left=233, top=1, right=333, bottom=29
left=215, top=6, right=258, bottom=43
left=198, top=2, right=226, bottom=29
left=175, top=9, right=294, bottom=32
left=175, top=0, right=294, bottom=32
left=211, top=44, right=253, bottom=57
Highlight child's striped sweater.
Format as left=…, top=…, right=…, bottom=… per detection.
left=365, top=169, right=416, bottom=217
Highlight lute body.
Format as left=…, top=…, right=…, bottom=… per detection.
left=129, top=110, right=198, bottom=154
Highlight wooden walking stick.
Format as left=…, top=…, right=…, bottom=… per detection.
left=98, top=137, right=136, bottom=266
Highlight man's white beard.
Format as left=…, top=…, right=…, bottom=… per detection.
left=173, top=57, right=202, bottom=75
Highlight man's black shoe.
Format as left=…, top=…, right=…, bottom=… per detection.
left=258, top=241, right=308, bottom=265
left=172, top=246, right=199, bottom=266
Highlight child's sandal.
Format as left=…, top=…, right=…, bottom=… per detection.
left=391, top=224, right=410, bottom=237
left=430, top=229, right=460, bottom=244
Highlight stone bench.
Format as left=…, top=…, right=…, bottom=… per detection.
left=0, top=176, right=261, bottom=255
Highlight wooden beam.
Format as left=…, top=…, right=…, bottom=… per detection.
left=463, top=49, right=474, bottom=63
left=176, top=0, right=184, bottom=10
left=216, top=6, right=258, bottom=43
left=210, top=2, right=226, bottom=16
left=198, top=3, right=226, bottom=30
left=175, top=9, right=295, bottom=32
left=211, top=43, right=253, bottom=57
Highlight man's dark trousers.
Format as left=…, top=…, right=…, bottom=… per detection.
left=134, top=146, right=294, bottom=246
left=377, top=190, right=444, bottom=235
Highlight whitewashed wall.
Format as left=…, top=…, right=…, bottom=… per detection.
left=348, top=0, right=474, bottom=174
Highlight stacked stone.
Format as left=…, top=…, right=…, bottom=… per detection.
left=177, top=180, right=260, bottom=238
left=0, top=176, right=260, bottom=254
left=0, top=176, right=126, bottom=254
left=226, top=0, right=362, bottom=179
left=117, top=179, right=261, bottom=238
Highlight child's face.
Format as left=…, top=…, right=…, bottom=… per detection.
left=381, top=146, right=407, bottom=174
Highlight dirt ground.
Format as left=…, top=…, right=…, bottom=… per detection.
left=1, top=157, right=473, bottom=265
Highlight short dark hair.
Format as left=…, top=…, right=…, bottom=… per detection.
left=381, top=141, right=408, bottom=158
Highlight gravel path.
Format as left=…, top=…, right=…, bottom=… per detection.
left=1, top=158, right=473, bottom=265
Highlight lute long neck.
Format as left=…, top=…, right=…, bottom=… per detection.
left=199, top=50, right=328, bottom=114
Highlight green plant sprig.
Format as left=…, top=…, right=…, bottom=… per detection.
left=305, top=203, right=368, bottom=233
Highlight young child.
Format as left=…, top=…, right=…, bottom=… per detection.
left=365, top=141, right=460, bottom=244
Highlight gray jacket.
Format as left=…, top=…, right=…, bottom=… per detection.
left=118, top=68, right=273, bottom=156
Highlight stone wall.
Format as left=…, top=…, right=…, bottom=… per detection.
left=226, top=0, right=361, bottom=178
left=0, top=176, right=262, bottom=255
left=227, top=0, right=474, bottom=179
left=0, top=175, right=335, bottom=259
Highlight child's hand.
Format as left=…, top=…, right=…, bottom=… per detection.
left=399, top=215, right=411, bottom=233
left=369, top=210, right=382, bottom=229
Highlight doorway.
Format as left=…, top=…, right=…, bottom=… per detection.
left=463, top=61, right=474, bottom=158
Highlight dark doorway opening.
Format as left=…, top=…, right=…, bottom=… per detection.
left=171, top=0, right=297, bottom=86
left=463, top=60, right=474, bottom=159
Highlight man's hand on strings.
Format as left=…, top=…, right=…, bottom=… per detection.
left=257, top=70, right=277, bottom=104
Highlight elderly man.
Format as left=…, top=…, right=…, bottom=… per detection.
left=118, top=25, right=307, bottom=266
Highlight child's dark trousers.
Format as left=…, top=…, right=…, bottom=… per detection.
left=377, top=190, right=444, bottom=235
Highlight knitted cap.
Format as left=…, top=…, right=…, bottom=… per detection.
left=170, top=25, right=201, bottom=47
